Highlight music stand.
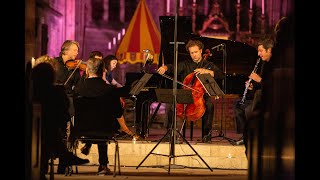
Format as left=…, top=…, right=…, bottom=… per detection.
left=197, top=74, right=236, bottom=144
left=129, top=73, right=153, bottom=136
left=136, top=88, right=213, bottom=173
left=197, top=74, right=225, bottom=97
left=129, top=73, right=153, bottom=96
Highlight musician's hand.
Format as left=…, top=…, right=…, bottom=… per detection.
left=120, top=97, right=126, bottom=108
left=194, top=68, right=204, bottom=74
left=245, top=80, right=253, bottom=90
left=194, top=68, right=213, bottom=75
left=157, top=65, right=167, bottom=75
left=249, top=72, right=262, bottom=83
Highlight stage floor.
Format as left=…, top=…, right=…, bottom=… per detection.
left=48, top=165, right=248, bottom=180
left=50, top=126, right=247, bottom=179
left=126, top=126, right=243, bottom=144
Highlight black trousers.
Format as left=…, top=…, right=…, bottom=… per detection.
left=97, top=143, right=109, bottom=165
left=201, top=95, right=214, bottom=138
left=234, top=99, right=253, bottom=134
left=234, top=99, right=253, bottom=155
left=166, top=95, right=214, bottom=139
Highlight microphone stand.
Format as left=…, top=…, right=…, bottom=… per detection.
left=209, top=44, right=236, bottom=144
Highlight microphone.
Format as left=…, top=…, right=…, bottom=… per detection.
left=211, top=43, right=225, bottom=50
left=143, top=49, right=150, bottom=53
left=143, top=49, right=153, bottom=65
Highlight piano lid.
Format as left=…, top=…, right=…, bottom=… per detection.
left=195, top=34, right=258, bottom=75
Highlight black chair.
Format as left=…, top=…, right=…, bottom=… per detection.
left=73, top=96, right=121, bottom=177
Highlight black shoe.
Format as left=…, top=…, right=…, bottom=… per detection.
left=40, top=175, right=47, bottom=180
left=97, top=165, right=111, bottom=175
left=61, top=152, right=89, bottom=166
left=81, top=144, right=92, bottom=156
left=202, top=135, right=212, bottom=143
left=235, top=139, right=244, bottom=145
left=65, top=166, right=73, bottom=176
left=116, top=132, right=131, bottom=139
left=68, top=155, right=89, bottom=165
left=57, top=163, right=66, bottom=174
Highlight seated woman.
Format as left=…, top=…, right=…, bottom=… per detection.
left=103, top=55, right=138, bottom=139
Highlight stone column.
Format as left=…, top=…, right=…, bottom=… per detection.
left=25, top=0, right=36, bottom=66
left=248, top=9, right=253, bottom=34
left=179, top=0, right=183, bottom=16
left=65, top=0, right=76, bottom=40
left=120, top=0, right=125, bottom=23
left=204, top=0, right=209, bottom=15
left=236, top=2, right=241, bottom=41
left=192, top=1, right=197, bottom=33
left=261, top=14, right=265, bottom=34
left=166, top=0, right=170, bottom=16
left=103, top=0, right=109, bottom=22
left=236, top=2, right=240, bottom=33
left=87, top=0, right=92, bottom=24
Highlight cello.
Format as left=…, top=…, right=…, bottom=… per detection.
left=176, top=72, right=206, bottom=121
left=176, top=50, right=211, bottom=122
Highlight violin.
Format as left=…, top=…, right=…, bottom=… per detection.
left=65, top=59, right=87, bottom=71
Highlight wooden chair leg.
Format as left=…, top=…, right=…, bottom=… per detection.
left=113, top=140, right=117, bottom=177
left=190, top=121, right=194, bottom=141
left=73, top=145, right=79, bottom=174
left=116, top=141, right=121, bottom=175
left=49, top=154, right=54, bottom=180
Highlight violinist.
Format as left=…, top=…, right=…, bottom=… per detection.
left=157, top=39, right=223, bottom=143
left=54, top=40, right=82, bottom=95
left=53, top=40, right=82, bottom=174
left=66, top=51, right=103, bottom=78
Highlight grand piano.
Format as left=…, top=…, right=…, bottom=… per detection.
left=125, top=16, right=258, bottom=138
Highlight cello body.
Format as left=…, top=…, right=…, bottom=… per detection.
left=176, top=72, right=206, bottom=121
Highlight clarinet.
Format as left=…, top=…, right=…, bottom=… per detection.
left=239, top=58, right=261, bottom=105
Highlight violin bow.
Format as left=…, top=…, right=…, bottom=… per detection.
left=161, top=51, right=165, bottom=67
left=64, top=59, right=82, bottom=85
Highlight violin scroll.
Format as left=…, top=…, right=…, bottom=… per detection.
left=203, top=49, right=212, bottom=61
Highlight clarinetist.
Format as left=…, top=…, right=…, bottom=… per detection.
left=233, top=37, right=274, bottom=156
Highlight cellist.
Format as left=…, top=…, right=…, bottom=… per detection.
left=157, top=39, right=223, bottom=143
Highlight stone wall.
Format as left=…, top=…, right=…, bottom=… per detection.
left=211, top=94, right=240, bottom=130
